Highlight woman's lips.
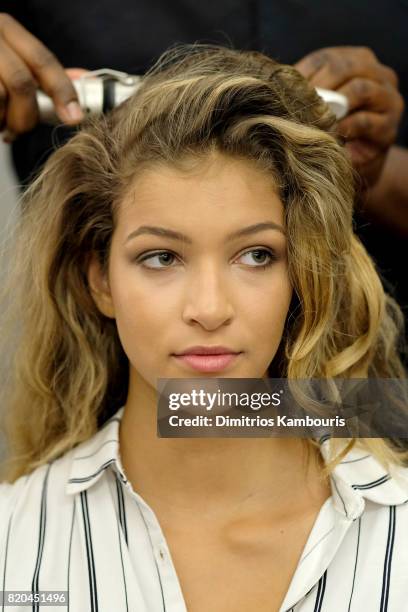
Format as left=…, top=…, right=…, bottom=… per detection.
left=173, top=353, right=240, bottom=372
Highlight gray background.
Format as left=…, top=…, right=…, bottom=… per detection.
left=0, top=142, right=18, bottom=245
left=0, top=142, right=19, bottom=461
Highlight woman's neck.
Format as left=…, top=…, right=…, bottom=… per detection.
left=119, top=370, right=331, bottom=521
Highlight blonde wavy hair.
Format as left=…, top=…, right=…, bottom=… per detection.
left=1, top=44, right=407, bottom=483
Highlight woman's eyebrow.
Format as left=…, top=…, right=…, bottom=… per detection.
left=125, top=221, right=286, bottom=244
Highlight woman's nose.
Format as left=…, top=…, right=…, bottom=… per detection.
left=181, top=263, right=234, bottom=330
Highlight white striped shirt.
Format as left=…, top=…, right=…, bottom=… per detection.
left=1, top=406, right=408, bottom=612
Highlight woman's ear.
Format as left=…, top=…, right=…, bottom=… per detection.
left=87, top=252, right=116, bottom=318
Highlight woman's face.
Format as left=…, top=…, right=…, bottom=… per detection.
left=89, top=151, right=292, bottom=388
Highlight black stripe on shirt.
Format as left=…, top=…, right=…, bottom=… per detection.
left=80, top=491, right=99, bottom=612
left=313, top=570, right=327, bottom=612
left=380, top=505, right=396, bottom=612
left=32, top=463, right=51, bottom=612
left=114, top=477, right=129, bottom=612
left=347, top=517, right=361, bottom=612
left=352, top=475, right=391, bottom=490
left=115, top=467, right=128, bottom=485
left=69, top=459, right=117, bottom=484
left=340, top=455, right=370, bottom=464
left=67, top=498, right=76, bottom=612
left=115, top=476, right=128, bottom=546
left=69, top=459, right=128, bottom=486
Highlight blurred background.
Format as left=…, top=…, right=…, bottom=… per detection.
left=0, top=142, right=19, bottom=461
left=0, top=141, right=18, bottom=227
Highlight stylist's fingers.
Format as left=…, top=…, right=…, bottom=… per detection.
left=0, top=39, right=39, bottom=133
left=296, top=45, right=402, bottom=187
left=338, top=111, right=398, bottom=148
left=337, top=78, right=402, bottom=113
left=295, top=46, right=398, bottom=90
left=0, top=13, right=83, bottom=134
left=344, top=140, right=381, bottom=165
left=338, top=78, right=403, bottom=149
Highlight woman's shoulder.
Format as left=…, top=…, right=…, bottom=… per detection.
left=0, top=410, right=123, bottom=530
left=0, top=447, right=78, bottom=531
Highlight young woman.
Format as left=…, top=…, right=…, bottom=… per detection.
left=1, top=44, right=407, bottom=612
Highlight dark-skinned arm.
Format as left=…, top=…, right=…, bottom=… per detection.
left=363, top=145, right=408, bottom=237
left=295, top=47, right=407, bottom=236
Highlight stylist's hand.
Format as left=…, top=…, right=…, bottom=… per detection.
left=295, top=46, right=404, bottom=187
left=0, top=13, right=84, bottom=142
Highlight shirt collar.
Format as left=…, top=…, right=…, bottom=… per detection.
left=319, top=437, right=408, bottom=519
left=65, top=407, right=127, bottom=496
left=66, top=407, right=408, bottom=515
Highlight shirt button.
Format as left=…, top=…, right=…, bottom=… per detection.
left=159, top=549, right=165, bottom=560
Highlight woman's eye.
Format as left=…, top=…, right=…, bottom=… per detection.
left=237, top=249, right=276, bottom=268
left=137, top=248, right=277, bottom=270
left=138, top=251, right=178, bottom=269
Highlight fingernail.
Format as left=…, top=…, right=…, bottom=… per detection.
left=60, top=101, right=84, bottom=123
